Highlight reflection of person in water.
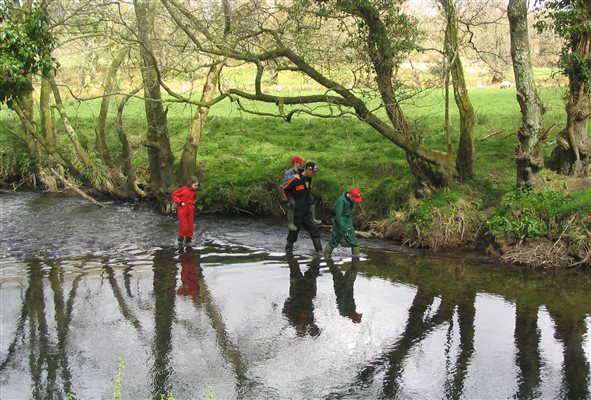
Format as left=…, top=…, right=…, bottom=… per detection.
left=176, top=249, right=202, bottom=299
left=282, top=255, right=321, bottom=336
left=327, top=259, right=362, bottom=323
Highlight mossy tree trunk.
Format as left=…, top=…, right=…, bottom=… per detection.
left=350, top=1, right=457, bottom=193
left=179, top=63, right=222, bottom=182
left=547, top=2, right=591, bottom=177
left=508, top=0, right=546, bottom=187
left=96, top=47, right=129, bottom=171
left=117, top=88, right=146, bottom=197
left=133, top=0, right=176, bottom=211
left=162, top=0, right=231, bottom=185
left=11, top=91, right=59, bottom=191
left=441, top=0, right=476, bottom=182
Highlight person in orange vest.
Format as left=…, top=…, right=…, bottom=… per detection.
left=279, top=162, right=323, bottom=253
left=171, top=176, right=199, bottom=249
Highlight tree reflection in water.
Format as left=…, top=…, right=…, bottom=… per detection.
left=150, top=248, right=177, bottom=399
left=0, top=259, right=82, bottom=400
left=0, top=245, right=589, bottom=399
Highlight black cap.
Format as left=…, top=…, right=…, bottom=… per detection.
left=304, top=162, right=319, bottom=171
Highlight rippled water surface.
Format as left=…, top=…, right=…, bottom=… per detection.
left=1, top=192, right=590, bottom=399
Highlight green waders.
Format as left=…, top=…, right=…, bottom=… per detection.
left=287, top=209, right=297, bottom=231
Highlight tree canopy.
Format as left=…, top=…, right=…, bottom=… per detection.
left=0, top=2, right=55, bottom=104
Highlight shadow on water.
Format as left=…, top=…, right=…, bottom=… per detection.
left=0, top=192, right=590, bottom=399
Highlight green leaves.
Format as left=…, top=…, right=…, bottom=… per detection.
left=486, top=187, right=571, bottom=240
left=534, top=0, right=591, bottom=84
left=0, top=2, right=56, bottom=103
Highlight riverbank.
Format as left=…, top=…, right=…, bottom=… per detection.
left=355, top=172, right=591, bottom=269
left=1, top=89, right=590, bottom=269
left=3, top=173, right=590, bottom=270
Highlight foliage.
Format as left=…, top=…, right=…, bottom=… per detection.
left=0, top=145, right=34, bottom=181
left=409, top=188, right=464, bottom=226
left=534, top=0, right=591, bottom=84
left=160, top=391, right=175, bottom=400
left=112, top=354, right=125, bottom=400
left=0, top=1, right=56, bottom=104
left=486, top=186, right=573, bottom=240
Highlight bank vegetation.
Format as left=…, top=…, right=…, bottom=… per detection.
left=0, top=0, right=589, bottom=269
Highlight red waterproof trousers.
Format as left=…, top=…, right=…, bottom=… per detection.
left=172, top=185, right=196, bottom=239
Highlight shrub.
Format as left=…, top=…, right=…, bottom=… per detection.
left=486, top=187, right=570, bottom=240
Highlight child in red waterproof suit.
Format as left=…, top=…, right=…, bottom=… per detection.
left=172, top=176, right=199, bottom=249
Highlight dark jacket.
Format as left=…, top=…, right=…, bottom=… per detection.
left=279, top=174, right=313, bottom=210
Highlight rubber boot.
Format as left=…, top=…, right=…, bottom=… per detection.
left=312, top=238, right=323, bottom=252
left=310, top=204, right=321, bottom=225
left=177, top=236, right=184, bottom=250
left=185, top=236, right=192, bottom=249
left=285, top=241, right=294, bottom=252
left=351, top=246, right=360, bottom=257
left=287, top=209, right=297, bottom=231
left=323, top=243, right=334, bottom=258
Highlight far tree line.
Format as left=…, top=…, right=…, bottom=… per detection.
left=0, top=0, right=589, bottom=212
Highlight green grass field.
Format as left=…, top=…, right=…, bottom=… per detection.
left=0, top=84, right=587, bottom=223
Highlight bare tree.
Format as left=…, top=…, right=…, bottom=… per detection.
left=163, top=0, right=461, bottom=195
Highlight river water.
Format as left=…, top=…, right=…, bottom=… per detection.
left=0, top=191, right=590, bottom=400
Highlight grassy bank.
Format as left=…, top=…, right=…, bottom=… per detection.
left=1, top=86, right=590, bottom=268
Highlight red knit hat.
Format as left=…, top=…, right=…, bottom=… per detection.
left=291, top=156, right=305, bottom=164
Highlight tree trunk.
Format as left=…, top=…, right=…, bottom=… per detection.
left=179, top=63, right=222, bottom=181
left=133, top=0, right=176, bottom=210
left=117, top=88, right=146, bottom=197
left=48, top=70, right=127, bottom=195
left=47, top=71, right=93, bottom=168
left=548, top=11, right=591, bottom=177
left=12, top=93, right=59, bottom=191
left=350, top=2, right=457, bottom=192
left=444, top=66, right=453, bottom=154
left=96, top=47, right=128, bottom=169
left=40, top=77, right=58, bottom=155
left=442, top=0, right=476, bottom=182
left=508, top=0, right=545, bottom=187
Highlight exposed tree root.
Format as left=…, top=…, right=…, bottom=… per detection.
left=49, top=168, right=104, bottom=207
left=364, top=202, right=480, bottom=251
left=501, top=240, right=578, bottom=269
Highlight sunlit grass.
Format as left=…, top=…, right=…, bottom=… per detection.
left=0, top=81, right=584, bottom=220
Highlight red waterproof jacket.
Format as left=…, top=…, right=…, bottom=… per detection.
left=172, top=186, right=196, bottom=209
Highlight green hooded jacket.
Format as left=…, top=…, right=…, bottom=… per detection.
left=334, top=193, right=355, bottom=232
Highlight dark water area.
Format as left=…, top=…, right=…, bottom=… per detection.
left=1, top=192, right=590, bottom=400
